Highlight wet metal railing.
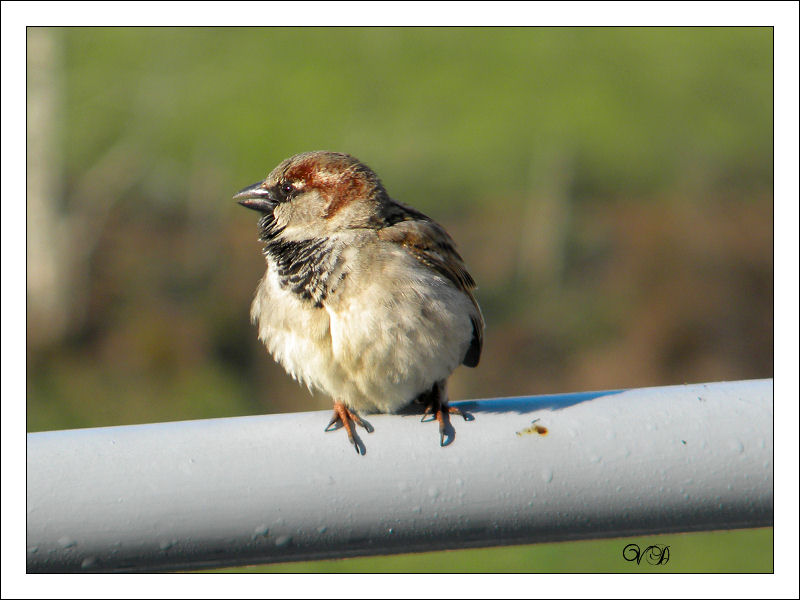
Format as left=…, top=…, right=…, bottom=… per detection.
left=26, top=379, right=773, bottom=572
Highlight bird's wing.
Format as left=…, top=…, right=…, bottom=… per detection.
left=377, top=212, right=484, bottom=367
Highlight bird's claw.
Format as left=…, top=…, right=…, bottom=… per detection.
left=325, top=402, right=373, bottom=455
left=421, top=397, right=473, bottom=447
left=324, top=416, right=343, bottom=432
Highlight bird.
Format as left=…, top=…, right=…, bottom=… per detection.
left=235, top=151, right=483, bottom=454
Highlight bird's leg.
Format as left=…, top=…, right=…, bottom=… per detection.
left=325, top=400, right=374, bottom=455
left=419, top=380, right=474, bottom=447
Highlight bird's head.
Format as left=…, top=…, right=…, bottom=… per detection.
left=234, top=151, right=389, bottom=240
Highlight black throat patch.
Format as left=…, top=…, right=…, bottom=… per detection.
left=258, top=215, right=339, bottom=308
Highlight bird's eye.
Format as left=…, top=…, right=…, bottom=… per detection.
left=281, top=182, right=294, bottom=195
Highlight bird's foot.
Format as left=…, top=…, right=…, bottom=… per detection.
left=325, top=401, right=374, bottom=455
left=420, top=394, right=474, bottom=447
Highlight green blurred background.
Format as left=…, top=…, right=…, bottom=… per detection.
left=26, top=27, right=773, bottom=572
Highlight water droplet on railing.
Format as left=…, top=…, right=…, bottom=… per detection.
left=729, top=440, right=745, bottom=454
left=275, top=535, right=292, bottom=548
left=252, top=524, right=269, bottom=538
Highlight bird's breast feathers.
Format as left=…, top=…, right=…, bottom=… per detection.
left=251, top=237, right=477, bottom=413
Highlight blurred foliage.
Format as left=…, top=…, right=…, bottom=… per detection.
left=26, top=27, right=773, bottom=572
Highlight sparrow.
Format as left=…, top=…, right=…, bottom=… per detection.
left=235, top=151, right=483, bottom=454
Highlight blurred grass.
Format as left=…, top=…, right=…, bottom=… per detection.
left=206, top=528, right=772, bottom=573
left=57, top=27, right=772, bottom=207
left=27, top=26, right=773, bottom=572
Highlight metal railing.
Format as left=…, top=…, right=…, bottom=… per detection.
left=26, top=379, right=773, bottom=572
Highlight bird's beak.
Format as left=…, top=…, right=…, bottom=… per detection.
left=234, top=181, right=274, bottom=212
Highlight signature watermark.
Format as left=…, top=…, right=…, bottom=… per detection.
left=622, top=543, right=671, bottom=566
